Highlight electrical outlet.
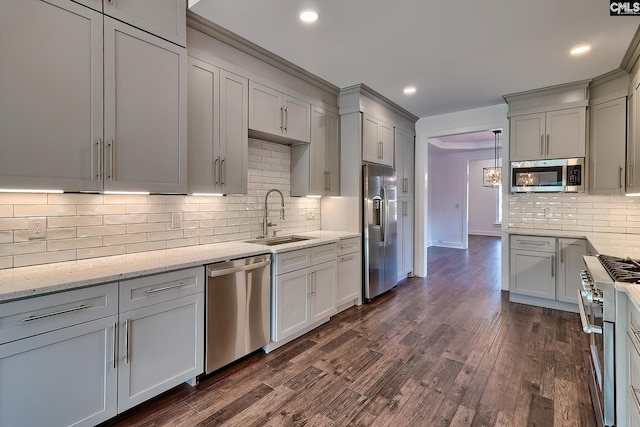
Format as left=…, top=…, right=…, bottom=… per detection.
left=171, top=212, right=182, bottom=229
left=306, top=210, right=315, bottom=220
left=28, top=217, right=46, bottom=240
left=544, top=207, right=552, bottom=218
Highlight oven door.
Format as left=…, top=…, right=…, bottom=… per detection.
left=577, top=289, right=609, bottom=427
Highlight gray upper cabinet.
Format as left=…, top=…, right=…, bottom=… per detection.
left=1, top=0, right=187, bottom=194
left=0, top=0, right=104, bottom=192
left=291, top=106, right=339, bottom=197
left=188, top=57, right=248, bottom=195
left=589, top=96, right=627, bottom=195
left=395, top=127, right=414, bottom=197
left=103, top=0, right=186, bottom=47
left=103, top=17, right=187, bottom=194
left=510, top=108, right=586, bottom=161
left=249, top=81, right=311, bottom=144
left=362, top=114, right=394, bottom=166
left=628, top=82, right=640, bottom=193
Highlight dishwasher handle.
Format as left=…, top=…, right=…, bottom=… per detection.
left=207, top=258, right=271, bottom=278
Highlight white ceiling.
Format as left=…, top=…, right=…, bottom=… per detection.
left=188, top=0, right=638, bottom=119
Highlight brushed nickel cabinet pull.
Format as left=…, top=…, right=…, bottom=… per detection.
left=540, top=135, right=544, bottom=156
left=146, top=282, right=189, bottom=294
left=124, top=319, right=130, bottom=364
left=214, top=157, right=220, bottom=185
left=546, top=134, right=550, bottom=156
left=22, top=304, right=92, bottom=322
left=113, top=321, right=118, bottom=369
left=221, top=158, right=226, bottom=185
left=283, top=107, right=288, bottom=133
left=96, top=138, right=103, bottom=180
left=280, top=107, right=284, bottom=132
left=108, top=140, right=115, bottom=181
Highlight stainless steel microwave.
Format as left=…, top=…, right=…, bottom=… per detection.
left=510, top=158, right=584, bottom=193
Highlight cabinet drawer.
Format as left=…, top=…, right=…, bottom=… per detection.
left=275, top=249, right=311, bottom=275
left=119, top=267, right=204, bottom=312
left=311, top=243, right=337, bottom=265
left=510, top=235, right=555, bottom=252
left=337, top=237, right=360, bottom=256
left=630, top=333, right=640, bottom=413
left=630, top=299, right=640, bottom=354
left=0, top=284, right=117, bottom=345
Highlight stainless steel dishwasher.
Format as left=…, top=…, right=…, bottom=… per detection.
left=205, top=255, right=271, bottom=374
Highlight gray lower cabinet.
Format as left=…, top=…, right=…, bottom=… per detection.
left=557, top=238, right=587, bottom=304
left=0, top=284, right=118, bottom=427
left=336, top=237, right=361, bottom=311
left=272, top=244, right=337, bottom=344
left=510, top=235, right=586, bottom=308
left=0, top=267, right=204, bottom=427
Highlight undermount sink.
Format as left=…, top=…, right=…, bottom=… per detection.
left=244, top=235, right=315, bottom=246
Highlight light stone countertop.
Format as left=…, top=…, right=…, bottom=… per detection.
left=0, top=230, right=359, bottom=303
left=508, top=228, right=640, bottom=258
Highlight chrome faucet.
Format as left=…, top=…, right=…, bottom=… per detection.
left=263, top=188, right=285, bottom=238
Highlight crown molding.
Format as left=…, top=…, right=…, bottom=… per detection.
left=186, top=11, right=339, bottom=97
left=340, top=84, right=420, bottom=123
left=621, top=25, right=640, bottom=72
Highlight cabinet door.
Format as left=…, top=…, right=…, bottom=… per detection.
left=396, top=128, right=414, bottom=196
left=628, top=388, right=640, bottom=427
left=629, top=84, right=640, bottom=193
left=337, top=251, right=361, bottom=308
left=283, top=95, right=311, bottom=143
left=400, top=200, right=414, bottom=278
left=325, top=111, right=340, bottom=196
left=104, top=18, right=187, bottom=193
left=362, top=114, right=381, bottom=163
left=510, top=249, right=555, bottom=299
left=219, top=69, right=249, bottom=195
left=249, top=81, right=283, bottom=137
left=557, top=238, right=587, bottom=304
left=0, top=0, right=103, bottom=192
left=379, top=120, right=395, bottom=167
left=510, top=113, right=545, bottom=161
left=546, top=107, right=586, bottom=159
left=187, top=57, right=219, bottom=194
left=103, top=0, right=186, bottom=47
left=274, top=268, right=311, bottom=341
left=309, top=106, right=327, bottom=195
left=589, top=97, right=626, bottom=195
left=0, top=315, right=118, bottom=427
left=311, top=260, right=337, bottom=322
left=118, top=293, right=203, bottom=412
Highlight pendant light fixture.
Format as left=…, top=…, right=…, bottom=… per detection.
left=483, top=129, right=502, bottom=187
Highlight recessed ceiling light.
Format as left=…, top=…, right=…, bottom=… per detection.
left=299, top=9, right=319, bottom=23
left=570, top=45, right=591, bottom=56
left=403, top=86, right=417, bottom=95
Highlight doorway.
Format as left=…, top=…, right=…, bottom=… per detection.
left=427, top=130, right=502, bottom=249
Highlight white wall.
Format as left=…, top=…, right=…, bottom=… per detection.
left=428, top=149, right=499, bottom=248
left=468, top=158, right=502, bottom=237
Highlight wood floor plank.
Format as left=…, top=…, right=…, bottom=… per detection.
left=98, top=236, right=597, bottom=427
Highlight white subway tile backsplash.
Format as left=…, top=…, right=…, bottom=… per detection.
left=47, top=237, right=102, bottom=252
left=13, top=250, right=76, bottom=268
left=0, top=141, right=321, bottom=269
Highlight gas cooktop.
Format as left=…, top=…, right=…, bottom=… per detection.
left=598, top=254, right=640, bottom=284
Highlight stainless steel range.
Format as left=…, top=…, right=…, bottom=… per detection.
left=580, top=254, right=640, bottom=427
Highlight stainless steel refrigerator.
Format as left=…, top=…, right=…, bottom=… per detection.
left=363, top=164, right=398, bottom=300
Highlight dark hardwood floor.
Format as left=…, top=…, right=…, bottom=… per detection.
left=101, top=235, right=596, bottom=427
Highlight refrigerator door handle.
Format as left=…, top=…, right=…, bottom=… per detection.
left=381, top=187, right=387, bottom=243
